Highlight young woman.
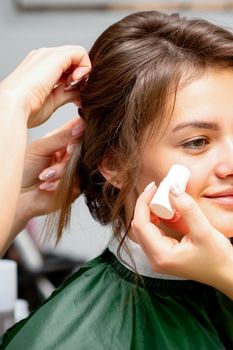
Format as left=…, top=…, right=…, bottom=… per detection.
left=2, top=11, right=233, bottom=349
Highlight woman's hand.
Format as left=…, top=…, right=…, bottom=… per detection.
left=0, top=45, right=91, bottom=127
left=10, top=117, right=84, bottom=242
left=131, top=182, right=233, bottom=297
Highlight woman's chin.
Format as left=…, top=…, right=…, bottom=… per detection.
left=202, top=207, right=233, bottom=238
left=207, top=217, right=233, bottom=238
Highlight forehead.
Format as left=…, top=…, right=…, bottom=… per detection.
left=141, top=67, right=233, bottom=146
left=170, top=67, right=233, bottom=127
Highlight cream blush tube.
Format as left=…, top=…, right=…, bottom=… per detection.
left=149, top=164, right=191, bottom=219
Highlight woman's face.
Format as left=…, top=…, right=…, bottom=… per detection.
left=137, top=68, right=233, bottom=238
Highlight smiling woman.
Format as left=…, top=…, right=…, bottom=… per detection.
left=2, top=10, right=233, bottom=350
left=140, top=68, right=233, bottom=240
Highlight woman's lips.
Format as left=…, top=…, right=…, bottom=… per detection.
left=204, top=194, right=233, bottom=207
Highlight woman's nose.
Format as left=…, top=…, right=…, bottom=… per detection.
left=214, top=139, right=233, bottom=178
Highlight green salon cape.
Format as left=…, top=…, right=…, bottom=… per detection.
left=0, top=249, right=233, bottom=349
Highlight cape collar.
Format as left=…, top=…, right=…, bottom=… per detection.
left=108, top=236, right=186, bottom=280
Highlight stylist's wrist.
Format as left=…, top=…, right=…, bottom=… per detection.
left=0, top=85, right=29, bottom=123
left=2, top=192, right=36, bottom=256
left=10, top=191, right=39, bottom=240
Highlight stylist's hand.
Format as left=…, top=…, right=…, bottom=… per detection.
left=11, top=117, right=84, bottom=239
left=131, top=182, right=233, bottom=291
left=0, top=45, right=91, bottom=127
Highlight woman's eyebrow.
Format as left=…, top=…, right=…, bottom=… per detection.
left=172, top=120, right=220, bottom=133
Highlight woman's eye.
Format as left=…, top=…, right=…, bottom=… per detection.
left=182, top=138, right=209, bottom=151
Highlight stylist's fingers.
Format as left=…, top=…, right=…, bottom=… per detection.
left=169, top=183, right=212, bottom=241
left=32, top=117, right=84, bottom=156
left=39, top=179, right=59, bottom=192
left=132, top=183, right=171, bottom=251
left=5, top=46, right=90, bottom=91
left=29, top=85, right=81, bottom=126
left=21, top=46, right=91, bottom=77
left=38, top=161, right=67, bottom=184
left=39, top=45, right=91, bottom=89
left=133, top=182, right=156, bottom=225
left=44, top=116, right=81, bottom=137
left=65, top=67, right=89, bottom=90
left=4, top=46, right=91, bottom=125
left=132, top=183, right=180, bottom=271
left=38, top=138, right=77, bottom=183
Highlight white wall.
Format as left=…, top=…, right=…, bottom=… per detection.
left=1, top=1, right=233, bottom=260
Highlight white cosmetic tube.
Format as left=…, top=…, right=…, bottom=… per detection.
left=149, top=164, right=191, bottom=219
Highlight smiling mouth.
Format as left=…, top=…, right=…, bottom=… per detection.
left=204, top=195, right=233, bottom=207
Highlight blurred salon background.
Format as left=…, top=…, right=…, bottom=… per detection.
left=1, top=0, right=233, bottom=317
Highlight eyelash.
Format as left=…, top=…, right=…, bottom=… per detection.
left=182, top=137, right=209, bottom=151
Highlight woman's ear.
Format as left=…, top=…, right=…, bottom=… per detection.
left=98, top=155, right=122, bottom=189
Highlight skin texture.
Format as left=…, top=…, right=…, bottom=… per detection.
left=136, top=68, right=233, bottom=239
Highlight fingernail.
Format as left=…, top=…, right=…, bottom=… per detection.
left=39, top=181, right=56, bottom=190
left=170, top=183, right=184, bottom=197
left=64, top=74, right=89, bottom=91
left=74, top=67, right=89, bottom=81
left=144, top=181, right=155, bottom=192
left=71, top=123, right=84, bottom=137
left=64, top=79, right=80, bottom=91
left=39, top=169, right=56, bottom=181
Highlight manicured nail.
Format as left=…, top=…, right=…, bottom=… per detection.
left=170, top=183, right=184, bottom=197
left=71, top=123, right=84, bottom=137
left=64, top=79, right=80, bottom=91
left=74, top=67, right=89, bottom=81
left=39, top=181, right=56, bottom=190
left=144, top=181, right=155, bottom=192
left=64, top=73, right=89, bottom=91
left=39, top=169, right=56, bottom=181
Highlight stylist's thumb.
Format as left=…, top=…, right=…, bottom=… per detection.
left=169, top=183, right=212, bottom=240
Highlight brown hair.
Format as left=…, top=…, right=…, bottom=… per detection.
left=52, top=11, right=233, bottom=245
